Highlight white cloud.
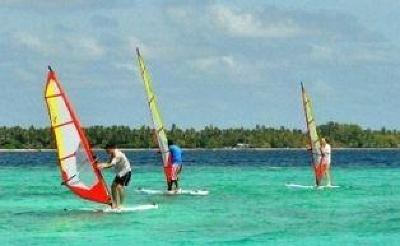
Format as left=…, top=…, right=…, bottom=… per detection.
left=71, top=37, right=105, bottom=58
left=1, top=0, right=104, bottom=9
left=127, top=36, right=178, bottom=62
left=209, top=5, right=300, bottom=38
left=187, top=55, right=266, bottom=85
left=128, top=36, right=147, bottom=55
left=11, top=32, right=105, bottom=60
left=190, top=55, right=236, bottom=72
left=165, top=6, right=190, bottom=21
left=348, top=44, right=393, bottom=63
left=310, top=43, right=396, bottom=64
left=113, top=62, right=136, bottom=72
left=310, top=44, right=334, bottom=60
left=308, top=79, right=335, bottom=98
left=2, top=1, right=400, bottom=128
left=12, top=32, right=50, bottom=54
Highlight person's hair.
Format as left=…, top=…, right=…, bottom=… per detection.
left=105, top=143, right=116, bottom=150
left=321, top=138, right=329, bottom=144
left=168, top=139, right=174, bottom=146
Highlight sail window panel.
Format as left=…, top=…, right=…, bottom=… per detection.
left=47, top=96, right=72, bottom=126
left=53, top=124, right=80, bottom=159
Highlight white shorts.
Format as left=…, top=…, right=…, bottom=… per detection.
left=171, top=163, right=182, bottom=181
left=321, top=158, right=331, bottom=168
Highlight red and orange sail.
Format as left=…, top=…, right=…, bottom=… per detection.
left=44, top=67, right=111, bottom=204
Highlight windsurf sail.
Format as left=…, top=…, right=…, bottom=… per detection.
left=136, top=48, right=172, bottom=184
left=301, top=82, right=326, bottom=185
left=44, top=66, right=111, bottom=204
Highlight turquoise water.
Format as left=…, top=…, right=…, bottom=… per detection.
left=1, top=150, right=400, bottom=245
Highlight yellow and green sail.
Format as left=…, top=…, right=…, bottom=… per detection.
left=136, top=48, right=171, bottom=182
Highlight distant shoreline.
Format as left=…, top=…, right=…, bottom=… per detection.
left=2, top=122, right=400, bottom=150
left=1, top=148, right=400, bottom=153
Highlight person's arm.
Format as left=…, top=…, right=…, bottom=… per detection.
left=98, top=156, right=118, bottom=169
left=97, top=162, right=113, bottom=169
left=320, top=146, right=328, bottom=157
left=327, top=145, right=331, bottom=154
left=324, top=145, right=331, bottom=157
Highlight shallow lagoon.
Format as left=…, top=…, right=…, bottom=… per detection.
left=1, top=149, right=399, bottom=245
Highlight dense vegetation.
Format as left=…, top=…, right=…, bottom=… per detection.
left=1, top=122, right=400, bottom=149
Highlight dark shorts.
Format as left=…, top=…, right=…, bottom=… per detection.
left=114, top=171, right=131, bottom=186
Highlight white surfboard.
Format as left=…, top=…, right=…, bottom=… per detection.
left=136, top=188, right=209, bottom=196
left=74, top=204, right=159, bottom=213
left=285, top=183, right=340, bottom=190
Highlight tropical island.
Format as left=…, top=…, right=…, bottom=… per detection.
left=0, top=121, right=399, bottom=149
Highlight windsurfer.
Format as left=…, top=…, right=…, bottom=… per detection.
left=98, top=144, right=132, bottom=209
left=167, top=139, right=183, bottom=191
left=320, top=138, right=332, bottom=186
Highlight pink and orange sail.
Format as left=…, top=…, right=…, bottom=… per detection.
left=301, top=82, right=326, bottom=185
left=44, top=66, right=111, bottom=204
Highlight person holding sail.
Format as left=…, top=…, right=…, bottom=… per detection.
left=98, top=144, right=132, bottom=209
left=320, top=138, right=332, bottom=186
left=306, top=138, right=331, bottom=187
left=167, top=139, right=183, bottom=191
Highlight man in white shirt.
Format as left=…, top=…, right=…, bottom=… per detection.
left=320, top=138, right=332, bottom=186
left=98, top=144, right=132, bottom=209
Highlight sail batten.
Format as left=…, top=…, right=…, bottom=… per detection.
left=44, top=68, right=111, bottom=204
left=136, top=48, right=171, bottom=182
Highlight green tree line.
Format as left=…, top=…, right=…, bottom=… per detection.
left=0, top=122, right=399, bottom=149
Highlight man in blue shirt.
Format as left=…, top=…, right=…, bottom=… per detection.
left=168, top=139, right=182, bottom=191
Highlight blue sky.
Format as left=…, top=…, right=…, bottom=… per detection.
left=1, top=0, right=399, bottom=129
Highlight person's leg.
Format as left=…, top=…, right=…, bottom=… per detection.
left=117, top=184, right=125, bottom=207
left=167, top=181, right=173, bottom=191
left=315, top=176, right=321, bottom=187
left=317, top=164, right=326, bottom=187
left=171, top=164, right=178, bottom=183
left=111, top=181, right=118, bottom=209
left=114, top=184, right=122, bottom=209
left=314, top=165, right=321, bottom=186
left=173, top=180, right=179, bottom=190
left=119, top=172, right=130, bottom=205
left=165, top=165, right=173, bottom=191
left=314, top=156, right=322, bottom=187
left=325, top=164, right=331, bottom=186
left=177, top=165, right=182, bottom=174
left=176, top=165, right=182, bottom=181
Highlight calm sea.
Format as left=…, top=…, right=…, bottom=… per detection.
left=1, top=149, right=399, bottom=245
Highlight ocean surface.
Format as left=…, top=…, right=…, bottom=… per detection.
left=1, top=149, right=400, bottom=245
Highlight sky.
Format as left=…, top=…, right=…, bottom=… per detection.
left=1, top=0, right=400, bottom=129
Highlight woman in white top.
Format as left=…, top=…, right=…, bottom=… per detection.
left=320, top=138, right=332, bottom=186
